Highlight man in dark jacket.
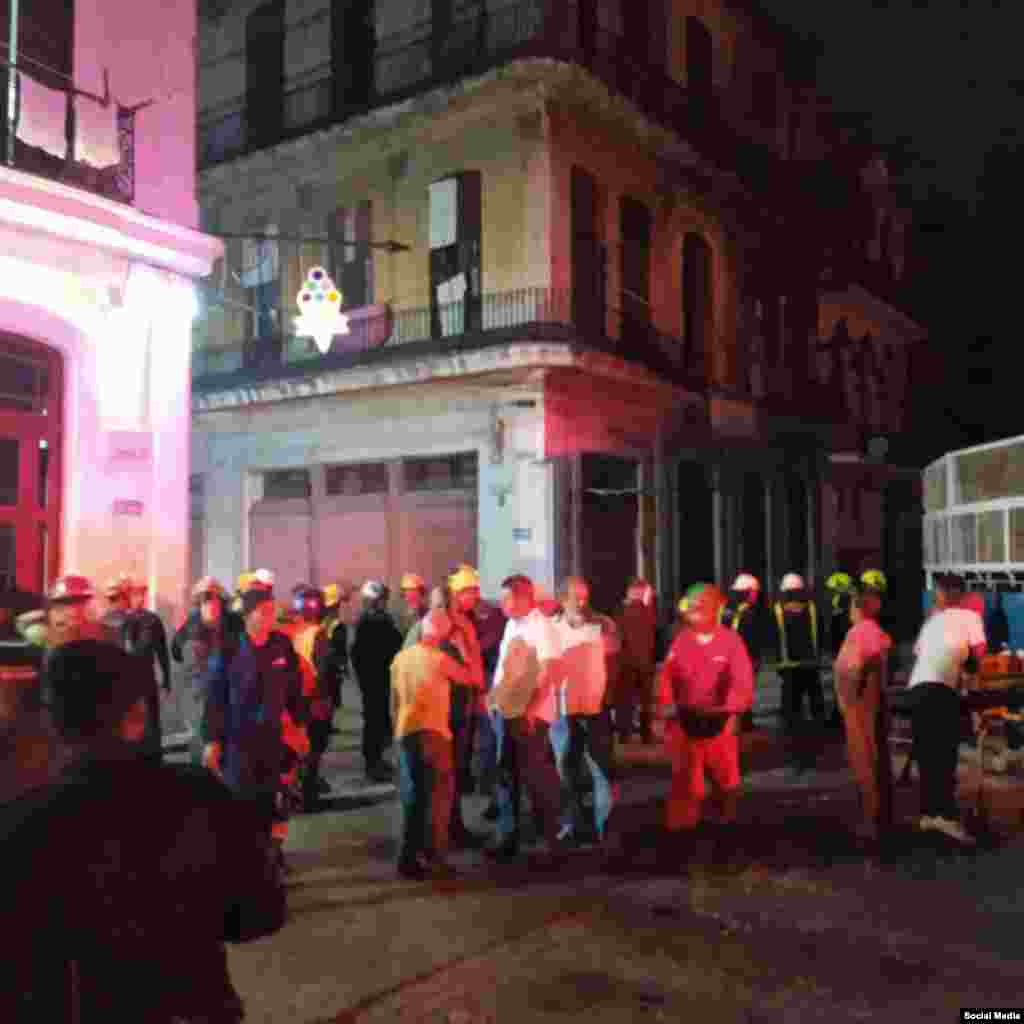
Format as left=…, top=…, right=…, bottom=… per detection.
left=126, top=576, right=173, bottom=762
left=352, top=579, right=404, bottom=782
left=319, top=582, right=353, bottom=732
left=0, top=639, right=284, bottom=1023
left=721, top=573, right=771, bottom=732
left=172, top=577, right=245, bottom=765
left=203, top=572, right=309, bottom=876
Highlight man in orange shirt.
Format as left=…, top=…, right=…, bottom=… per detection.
left=390, top=608, right=482, bottom=879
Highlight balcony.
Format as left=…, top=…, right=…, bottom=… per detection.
left=191, top=282, right=709, bottom=394
left=0, top=57, right=137, bottom=204
left=196, top=0, right=789, bottom=200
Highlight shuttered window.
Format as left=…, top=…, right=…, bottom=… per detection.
left=403, top=453, right=478, bottom=493
left=429, top=171, right=482, bottom=337
left=325, top=461, right=389, bottom=496
left=329, top=202, right=374, bottom=308
left=263, top=469, right=311, bottom=500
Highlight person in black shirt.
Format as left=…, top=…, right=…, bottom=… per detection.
left=125, top=577, right=173, bottom=763
left=721, top=573, right=772, bottom=732
left=352, top=580, right=404, bottom=782
left=1, top=639, right=284, bottom=1023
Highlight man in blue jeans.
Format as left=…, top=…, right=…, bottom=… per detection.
left=484, top=575, right=567, bottom=866
left=549, top=576, right=619, bottom=844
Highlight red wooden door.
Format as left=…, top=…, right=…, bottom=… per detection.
left=0, top=336, right=62, bottom=594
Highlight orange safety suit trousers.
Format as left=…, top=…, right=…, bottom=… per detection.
left=837, top=678, right=880, bottom=830
left=664, top=717, right=741, bottom=831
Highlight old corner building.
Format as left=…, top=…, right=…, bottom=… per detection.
left=0, top=0, right=222, bottom=625
left=191, top=0, right=927, bottom=621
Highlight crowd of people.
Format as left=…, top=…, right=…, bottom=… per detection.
left=0, top=557, right=1000, bottom=1020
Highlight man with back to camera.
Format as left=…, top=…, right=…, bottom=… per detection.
left=906, top=572, right=987, bottom=844
left=1, top=639, right=284, bottom=1023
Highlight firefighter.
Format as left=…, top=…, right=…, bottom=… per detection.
left=320, top=581, right=353, bottom=729
left=773, top=573, right=825, bottom=777
left=101, top=574, right=133, bottom=637
left=614, top=578, right=658, bottom=744
left=283, top=585, right=334, bottom=809
left=443, top=564, right=487, bottom=847
left=203, top=570, right=309, bottom=879
left=655, top=584, right=755, bottom=844
left=826, top=572, right=854, bottom=657
left=351, top=580, right=404, bottom=782
left=720, top=573, right=771, bottom=732
left=396, top=573, right=429, bottom=639
left=171, top=576, right=244, bottom=765
left=125, top=575, right=173, bottom=755
left=100, top=575, right=165, bottom=764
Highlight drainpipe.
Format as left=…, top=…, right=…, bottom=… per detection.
left=5, top=0, right=18, bottom=167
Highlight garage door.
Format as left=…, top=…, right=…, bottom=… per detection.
left=254, top=455, right=478, bottom=597
left=250, top=469, right=312, bottom=597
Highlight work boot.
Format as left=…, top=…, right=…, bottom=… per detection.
left=396, top=852, right=430, bottom=880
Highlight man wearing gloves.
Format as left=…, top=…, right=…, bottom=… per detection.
left=390, top=608, right=482, bottom=879
left=656, top=583, right=755, bottom=843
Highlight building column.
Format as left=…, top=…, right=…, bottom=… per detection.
left=711, top=461, right=724, bottom=585
left=570, top=452, right=583, bottom=578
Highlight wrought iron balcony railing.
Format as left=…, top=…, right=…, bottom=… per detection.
left=191, top=283, right=710, bottom=393
left=196, top=0, right=789, bottom=199
left=0, top=54, right=138, bottom=204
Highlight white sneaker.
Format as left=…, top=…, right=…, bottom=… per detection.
left=990, top=753, right=1009, bottom=774
left=928, top=816, right=976, bottom=844
left=916, top=815, right=938, bottom=831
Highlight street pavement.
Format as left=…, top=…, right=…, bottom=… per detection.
left=160, top=657, right=1024, bottom=1023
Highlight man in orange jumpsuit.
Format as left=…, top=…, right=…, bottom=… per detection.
left=656, top=583, right=755, bottom=845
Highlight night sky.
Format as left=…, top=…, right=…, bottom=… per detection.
left=766, top=2, right=1019, bottom=461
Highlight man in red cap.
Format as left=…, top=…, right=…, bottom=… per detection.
left=656, top=583, right=755, bottom=843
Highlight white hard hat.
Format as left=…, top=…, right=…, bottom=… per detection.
left=780, top=573, right=806, bottom=592
left=362, top=579, right=386, bottom=600
left=732, top=573, right=761, bottom=592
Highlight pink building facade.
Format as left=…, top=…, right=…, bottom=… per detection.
left=0, top=0, right=221, bottom=627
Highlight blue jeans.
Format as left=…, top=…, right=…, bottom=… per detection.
left=495, top=717, right=562, bottom=848
left=552, top=712, right=616, bottom=838
left=477, top=708, right=503, bottom=792
left=397, top=731, right=455, bottom=862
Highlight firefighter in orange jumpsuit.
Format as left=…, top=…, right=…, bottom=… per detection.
left=656, top=583, right=755, bottom=842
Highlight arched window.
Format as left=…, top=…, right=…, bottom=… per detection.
left=682, top=233, right=712, bottom=376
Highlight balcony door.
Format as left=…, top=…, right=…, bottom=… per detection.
left=571, top=166, right=606, bottom=338
left=0, top=335, right=61, bottom=595
left=332, top=0, right=376, bottom=116
left=246, top=1, right=285, bottom=148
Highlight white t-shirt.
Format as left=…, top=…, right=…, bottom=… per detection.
left=554, top=614, right=615, bottom=716
left=490, top=608, right=564, bottom=721
left=908, top=608, right=986, bottom=690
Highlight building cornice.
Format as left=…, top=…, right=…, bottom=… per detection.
left=0, top=165, right=224, bottom=278
left=192, top=342, right=699, bottom=415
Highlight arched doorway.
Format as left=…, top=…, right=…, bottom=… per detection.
left=0, top=334, right=62, bottom=594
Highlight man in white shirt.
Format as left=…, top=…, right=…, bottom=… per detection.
left=485, top=574, right=567, bottom=865
left=907, top=573, right=987, bottom=844
left=550, top=577, right=620, bottom=845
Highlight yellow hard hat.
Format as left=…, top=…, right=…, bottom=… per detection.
left=237, top=571, right=255, bottom=593
left=400, top=573, right=426, bottom=591
left=448, top=565, right=481, bottom=593
left=860, top=569, right=887, bottom=592
left=826, top=572, right=853, bottom=592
